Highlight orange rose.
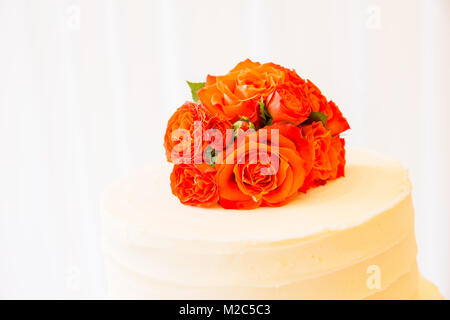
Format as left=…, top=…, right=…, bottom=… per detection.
left=305, top=81, right=350, bottom=135
left=164, top=102, right=231, bottom=163
left=170, top=163, right=218, bottom=207
left=320, top=100, right=350, bottom=136
left=216, top=124, right=308, bottom=209
left=203, top=115, right=233, bottom=153
left=198, top=59, right=293, bottom=125
left=300, top=121, right=346, bottom=192
left=266, top=82, right=311, bottom=125
left=266, top=122, right=314, bottom=177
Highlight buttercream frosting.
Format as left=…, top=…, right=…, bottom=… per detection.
left=101, top=149, right=442, bottom=299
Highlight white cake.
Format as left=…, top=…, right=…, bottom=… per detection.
left=101, top=149, right=442, bottom=299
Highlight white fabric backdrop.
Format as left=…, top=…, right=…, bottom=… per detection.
left=0, top=0, right=449, bottom=299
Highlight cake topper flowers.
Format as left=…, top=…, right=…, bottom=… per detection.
left=163, top=59, right=350, bottom=209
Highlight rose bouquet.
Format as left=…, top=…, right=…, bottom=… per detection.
left=164, top=59, right=349, bottom=209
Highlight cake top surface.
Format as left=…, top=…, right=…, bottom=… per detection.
left=102, top=149, right=411, bottom=242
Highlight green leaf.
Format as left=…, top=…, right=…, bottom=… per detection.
left=259, top=98, right=267, bottom=122
left=259, top=98, right=272, bottom=126
left=204, top=146, right=217, bottom=167
left=308, top=111, right=328, bottom=127
left=186, top=81, right=205, bottom=102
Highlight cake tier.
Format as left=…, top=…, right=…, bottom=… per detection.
left=101, top=149, right=438, bottom=299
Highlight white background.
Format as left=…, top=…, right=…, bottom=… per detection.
left=0, top=0, right=449, bottom=299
